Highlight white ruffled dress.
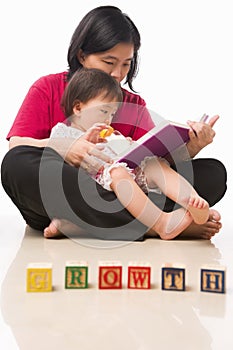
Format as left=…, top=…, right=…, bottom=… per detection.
left=50, top=123, right=164, bottom=194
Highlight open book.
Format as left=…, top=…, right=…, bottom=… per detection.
left=106, top=120, right=190, bottom=168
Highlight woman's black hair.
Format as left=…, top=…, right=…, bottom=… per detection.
left=61, top=68, right=123, bottom=118
left=67, top=6, right=141, bottom=91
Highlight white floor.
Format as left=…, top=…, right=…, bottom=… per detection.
left=0, top=153, right=233, bottom=349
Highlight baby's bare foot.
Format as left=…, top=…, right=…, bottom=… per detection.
left=187, top=196, right=209, bottom=224
left=145, top=209, right=221, bottom=241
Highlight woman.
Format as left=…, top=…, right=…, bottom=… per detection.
left=1, top=6, right=226, bottom=241
left=46, top=67, right=210, bottom=240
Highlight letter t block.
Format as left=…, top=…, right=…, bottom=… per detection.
left=98, top=261, right=122, bottom=289
left=26, top=263, right=52, bottom=292
left=128, top=262, right=151, bottom=289
left=161, top=264, right=186, bottom=291
left=65, top=261, right=88, bottom=289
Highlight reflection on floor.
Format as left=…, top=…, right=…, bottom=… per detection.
left=1, top=219, right=233, bottom=350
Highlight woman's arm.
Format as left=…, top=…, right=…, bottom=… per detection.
left=9, top=127, right=113, bottom=170
left=9, top=136, right=48, bottom=149
left=164, top=115, right=219, bottom=164
left=8, top=135, right=76, bottom=162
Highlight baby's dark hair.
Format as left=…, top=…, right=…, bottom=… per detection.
left=61, top=68, right=123, bottom=117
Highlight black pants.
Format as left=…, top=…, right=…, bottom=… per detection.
left=1, top=146, right=227, bottom=241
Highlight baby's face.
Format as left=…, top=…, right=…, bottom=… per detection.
left=78, top=98, right=119, bottom=130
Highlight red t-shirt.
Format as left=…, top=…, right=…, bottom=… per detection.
left=7, top=71, right=155, bottom=141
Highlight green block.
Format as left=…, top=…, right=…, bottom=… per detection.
left=65, top=262, right=88, bottom=289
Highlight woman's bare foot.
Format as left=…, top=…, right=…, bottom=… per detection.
left=187, top=196, right=209, bottom=224
left=44, top=219, right=65, bottom=238
left=179, top=209, right=221, bottom=239
left=44, top=218, right=85, bottom=238
left=151, top=208, right=193, bottom=240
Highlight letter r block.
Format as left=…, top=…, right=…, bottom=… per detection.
left=26, top=263, right=52, bottom=292
left=99, top=261, right=122, bottom=289
left=65, top=261, right=88, bottom=289
left=200, top=266, right=226, bottom=293
left=162, top=265, right=185, bottom=291
left=128, top=262, right=151, bottom=289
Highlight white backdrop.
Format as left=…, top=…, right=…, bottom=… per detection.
left=0, top=1, right=232, bottom=348
left=1, top=0, right=232, bottom=215
left=1, top=0, right=232, bottom=168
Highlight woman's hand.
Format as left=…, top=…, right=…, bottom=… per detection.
left=64, top=123, right=114, bottom=175
left=66, top=138, right=112, bottom=174
left=186, top=115, right=219, bottom=158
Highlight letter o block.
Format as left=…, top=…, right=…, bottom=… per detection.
left=98, top=261, right=122, bottom=289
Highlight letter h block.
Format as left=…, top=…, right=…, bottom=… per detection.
left=161, top=264, right=185, bottom=291
left=128, top=262, right=151, bottom=289
left=65, top=261, right=88, bottom=289
left=98, top=261, right=122, bottom=289
left=200, top=266, right=226, bottom=293
left=26, top=263, right=52, bottom=292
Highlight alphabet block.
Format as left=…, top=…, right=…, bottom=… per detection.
left=128, top=262, right=151, bottom=289
left=161, top=264, right=185, bottom=291
left=26, top=263, right=52, bottom=292
left=200, top=266, right=226, bottom=293
left=98, top=261, right=122, bottom=289
left=65, top=261, right=88, bottom=289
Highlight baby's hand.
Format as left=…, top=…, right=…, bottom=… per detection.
left=83, top=123, right=110, bottom=144
left=99, top=126, right=114, bottom=138
left=126, top=136, right=133, bottom=144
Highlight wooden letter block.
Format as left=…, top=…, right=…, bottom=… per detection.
left=65, top=261, right=88, bottom=289
left=99, top=261, right=122, bottom=289
left=26, top=263, right=52, bottom=292
left=162, top=264, right=185, bottom=291
left=128, top=262, right=151, bottom=289
left=200, top=266, right=226, bottom=293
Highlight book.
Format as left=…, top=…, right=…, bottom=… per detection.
left=106, top=119, right=190, bottom=169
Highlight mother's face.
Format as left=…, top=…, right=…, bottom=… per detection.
left=78, top=43, right=134, bottom=84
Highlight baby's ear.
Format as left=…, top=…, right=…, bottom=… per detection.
left=73, top=100, right=82, bottom=115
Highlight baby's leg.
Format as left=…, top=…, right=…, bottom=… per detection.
left=109, top=166, right=193, bottom=240
left=144, top=157, right=209, bottom=224
left=151, top=208, right=193, bottom=240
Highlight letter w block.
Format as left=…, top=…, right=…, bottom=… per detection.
left=128, top=262, right=151, bottom=289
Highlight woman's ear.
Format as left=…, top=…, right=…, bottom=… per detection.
left=77, top=49, right=85, bottom=64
